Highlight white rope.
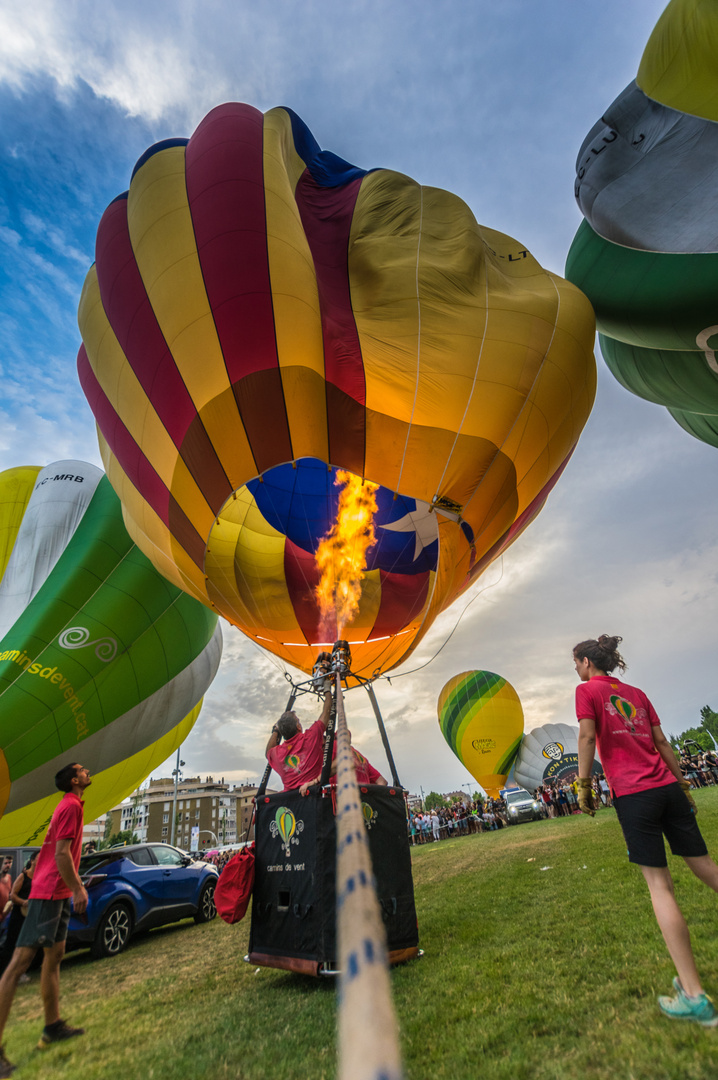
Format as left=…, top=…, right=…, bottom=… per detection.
left=334, top=672, right=403, bottom=1080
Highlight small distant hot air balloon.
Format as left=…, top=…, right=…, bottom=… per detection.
left=513, top=722, right=601, bottom=792
left=78, top=103, right=596, bottom=680
left=437, top=671, right=524, bottom=797
left=566, top=0, right=718, bottom=447
left=0, top=461, right=222, bottom=845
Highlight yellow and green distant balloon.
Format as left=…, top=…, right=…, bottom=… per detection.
left=566, top=0, right=718, bottom=447
left=437, top=671, right=524, bottom=797
left=0, top=460, right=222, bottom=845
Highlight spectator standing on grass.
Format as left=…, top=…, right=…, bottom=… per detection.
left=0, top=861, right=11, bottom=916
left=0, top=762, right=91, bottom=1076
left=0, top=852, right=39, bottom=978
left=574, top=635, right=718, bottom=1027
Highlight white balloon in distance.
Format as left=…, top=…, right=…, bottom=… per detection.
left=513, top=723, right=601, bottom=791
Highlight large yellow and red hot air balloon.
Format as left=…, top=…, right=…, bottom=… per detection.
left=78, top=103, right=596, bottom=680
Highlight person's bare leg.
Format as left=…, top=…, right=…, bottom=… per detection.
left=640, top=865, right=703, bottom=997
left=0, top=947, right=37, bottom=1044
left=683, top=854, right=718, bottom=892
left=40, top=942, right=65, bottom=1027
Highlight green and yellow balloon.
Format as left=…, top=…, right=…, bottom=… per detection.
left=0, top=460, right=222, bottom=845
left=437, top=671, right=524, bottom=797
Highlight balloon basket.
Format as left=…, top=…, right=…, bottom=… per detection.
left=246, top=785, right=419, bottom=976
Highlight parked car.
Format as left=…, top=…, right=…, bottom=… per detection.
left=503, top=787, right=543, bottom=824
left=68, top=843, right=218, bottom=959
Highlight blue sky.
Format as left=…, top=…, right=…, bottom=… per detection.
left=2, top=0, right=716, bottom=798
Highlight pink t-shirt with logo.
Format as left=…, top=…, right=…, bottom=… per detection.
left=31, top=791, right=84, bottom=900
left=267, top=719, right=327, bottom=790
left=575, top=675, right=675, bottom=797
left=327, top=743, right=382, bottom=785
left=350, top=748, right=382, bottom=785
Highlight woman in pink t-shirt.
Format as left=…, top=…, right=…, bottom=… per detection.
left=574, top=634, right=718, bottom=1027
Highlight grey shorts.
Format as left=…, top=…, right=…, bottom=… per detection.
left=16, top=899, right=71, bottom=949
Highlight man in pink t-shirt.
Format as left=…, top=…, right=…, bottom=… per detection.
left=266, top=692, right=333, bottom=790
left=0, top=762, right=91, bottom=1075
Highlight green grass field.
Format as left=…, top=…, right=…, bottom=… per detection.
left=6, top=789, right=718, bottom=1080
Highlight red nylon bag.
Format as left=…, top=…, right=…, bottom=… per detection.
left=214, top=843, right=256, bottom=924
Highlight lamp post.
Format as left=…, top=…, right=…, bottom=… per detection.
left=169, top=748, right=185, bottom=847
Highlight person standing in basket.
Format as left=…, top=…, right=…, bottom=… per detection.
left=574, top=635, right=718, bottom=1027
left=266, top=692, right=333, bottom=791
left=0, top=763, right=91, bottom=1076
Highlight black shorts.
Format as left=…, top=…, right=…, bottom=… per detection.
left=16, top=899, right=71, bottom=949
left=613, top=783, right=708, bottom=867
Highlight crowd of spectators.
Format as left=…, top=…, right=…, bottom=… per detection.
left=679, top=748, right=718, bottom=788
left=534, top=775, right=611, bottom=817
left=197, top=849, right=242, bottom=873
left=408, top=797, right=511, bottom=843
left=408, top=774, right=616, bottom=842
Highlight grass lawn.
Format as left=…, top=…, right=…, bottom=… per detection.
left=6, top=788, right=718, bottom=1079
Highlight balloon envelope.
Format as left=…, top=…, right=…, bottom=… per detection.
left=78, top=103, right=596, bottom=679
left=513, top=722, right=601, bottom=792
left=565, top=0, right=718, bottom=447
left=437, top=671, right=524, bottom=797
left=0, top=461, right=222, bottom=845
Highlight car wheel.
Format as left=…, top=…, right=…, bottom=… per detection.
left=90, top=903, right=133, bottom=959
left=194, top=879, right=217, bottom=924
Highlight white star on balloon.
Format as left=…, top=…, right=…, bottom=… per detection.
left=378, top=501, right=439, bottom=562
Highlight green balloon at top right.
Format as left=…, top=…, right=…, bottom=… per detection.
left=565, top=0, right=718, bottom=448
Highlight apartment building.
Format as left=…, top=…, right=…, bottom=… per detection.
left=109, top=776, right=272, bottom=848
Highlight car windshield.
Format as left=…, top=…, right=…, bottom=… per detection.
left=505, top=790, right=532, bottom=804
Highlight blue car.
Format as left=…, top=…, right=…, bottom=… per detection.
left=68, top=842, right=218, bottom=959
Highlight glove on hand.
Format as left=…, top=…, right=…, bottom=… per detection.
left=679, top=780, right=698, bottom=816
left=576, top=777, right=596, bottom=817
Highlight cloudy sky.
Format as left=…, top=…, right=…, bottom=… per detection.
left=2, top=0, right=715, bottom=799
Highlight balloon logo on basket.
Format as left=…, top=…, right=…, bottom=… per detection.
left=542, top=741, right=564, bottom=761
left=610, top=696, right=637, bottom=731
left=361, top=802, right=378, bottom=830
left=270, top=806, right=304, bottom=857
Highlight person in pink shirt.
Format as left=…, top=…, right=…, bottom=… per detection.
left=298, top=733, right=388, bottom=795
left=574, top=635, right=718, bottom=1027
left=266, top=691, right=333, bottom=790
left=0, top=762, right=91, bottom=1076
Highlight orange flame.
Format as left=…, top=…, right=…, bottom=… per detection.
left=315, top=471, right=379, bottom=640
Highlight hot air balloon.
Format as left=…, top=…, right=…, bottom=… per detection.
left=78, top=103, right=596, bottom=680
left=0, top=461, right=222, bottom=845
left=513, top=722, right=601, bottom=793
left=437, top=671, right=524, bottom=797
left=565, top=0, right=718, bottom=448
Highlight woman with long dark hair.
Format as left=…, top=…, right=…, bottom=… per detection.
left=574, top=635, right=718, bottom=1026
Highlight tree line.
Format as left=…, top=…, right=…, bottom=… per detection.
left=668, top=706, right=718, bottom=754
